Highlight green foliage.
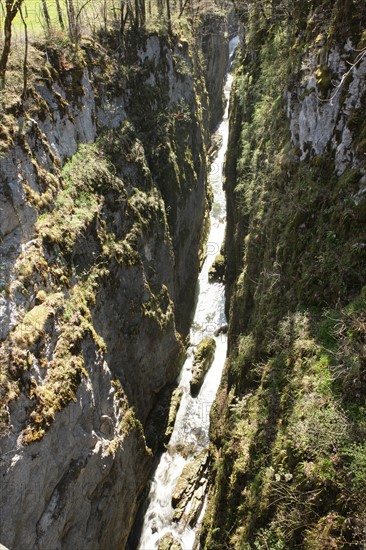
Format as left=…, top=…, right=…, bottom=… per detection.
left=288, top=396, right=350, bottom=456
left=203, top=299, right=366, bottom=547
left=36, top=143, right=111, bottom=251
left=202, top=2, right=366, bottom=545
left=343, top=442, right=366, bottom=495
left=142, top=285, right=174, bottom=330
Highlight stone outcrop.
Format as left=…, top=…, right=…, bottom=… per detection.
left=172, top=449, right=209, bottom=526
left=286, top=38, right=366, bottom=175
left=164, top=386, right=183, bottom=442
left=190, top=337, right=216, bottom=395
left=144, top=385, right=183, bottom=453
left=208, top=253, right=226, bottom=282
left=158, top=533, right=182, bottom=550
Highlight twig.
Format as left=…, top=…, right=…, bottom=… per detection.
left=319, top=47, right=366, bottom=105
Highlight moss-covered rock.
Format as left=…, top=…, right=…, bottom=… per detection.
left=172, top=449, right=209, bottom=525
left=158, top=533, right=182, bottom=550
left=164, top=387, right=183, bottom=442
left=208, top=253, right=226, bottom=282
left=144, top=384, right=184, bottom=453
left=190, top=337, right=216, bottom=395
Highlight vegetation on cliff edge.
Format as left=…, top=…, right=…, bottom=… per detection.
left=201, top=1, right=366, bottom=548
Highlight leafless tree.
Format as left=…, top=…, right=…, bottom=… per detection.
left=0, top=0, right=25, bottom=89
left=19, top=4, right=28, bottom=99
left=41, top=0, right=52, bottom=30
left=56, top=0, right=65, bottom=30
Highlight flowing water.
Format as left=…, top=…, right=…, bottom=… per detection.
left=134, top=36, right=239, bottom=550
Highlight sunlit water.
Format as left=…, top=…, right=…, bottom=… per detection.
left=134, top=37, right=239, bottom=550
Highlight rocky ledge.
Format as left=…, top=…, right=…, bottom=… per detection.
left=190, top=338, right=216, bottom=395
left=172, top=449, right=210, bottom=526
left=158, top=533, right=182, bottom=550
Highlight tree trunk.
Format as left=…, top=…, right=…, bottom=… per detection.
left=120, top=0, right=125, bottom=37
left=140, top=0, right=145, bottom=27
left=166, top=0, right=171, bottom=32
left=66, top=0, right=78, bottom=41
left=41, top=0, right=51, bottom=29
left=102, top=0, right=108, bottom=31
left=158, top=0, right=163, bottom=17
left=134, top=0, right=139, bottom=28
left=19, top=5, right=28, bottom=100
left=55, top=0, right=65, bottom=30
left=0, top=6, right=13, bottom=90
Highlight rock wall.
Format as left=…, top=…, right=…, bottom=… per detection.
left=200, top=12, right=229, bottom=131
left=0, top=22, right=226, bottom=548
left=201, top=2, right=366, bottom=548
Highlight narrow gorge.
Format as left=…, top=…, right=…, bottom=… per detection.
left=1, top=1, right=366, bottom=549
left=0, top=13, right=229, bottom=548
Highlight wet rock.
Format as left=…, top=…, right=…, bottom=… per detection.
left=190, top=338, right=216, bottom=396
left=164, top=387, right=183, bottom=443
left=214, top=324, right=228, bottom=337
left=173, top=441, right=196, bottom=459
left=208, top=253, right=226, bottom=282
left=145, top=384, right=184, bottom=453
left=172, top=449, right=209, bottom=526
left=207, top=132, right=223, bottom=160
left=158, top=533, right=182, bottom=550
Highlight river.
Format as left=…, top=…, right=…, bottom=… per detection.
left=133, top=36, right=239, bottom=550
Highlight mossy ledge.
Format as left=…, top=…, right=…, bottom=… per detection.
left=190, top=337, right=216, bottom=396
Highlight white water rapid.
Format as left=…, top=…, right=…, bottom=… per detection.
left=135, top=36, right=239, bottom=550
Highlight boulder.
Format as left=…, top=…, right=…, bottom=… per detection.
left=172, top=450, right=210, bottom=526
left=158, top=533, right=182, bottom=550
left=208, top=254, right=226, bottom=282
left=190, top=338, right=216, bottom=396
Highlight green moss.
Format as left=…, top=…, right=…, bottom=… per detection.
left=202, top=2, right=366, bottom=547
left=17, top=265, right=109, bottom=443
left=158, top=533, right=182, bottom=550
left=36, top=143, right=111, bottom=251
left=142, top=285, right=174, bottom=330
left=165, top=386, right=183, bottom=442
left=0, top=114, right=15, bottom=152
left=13, top=293, right=63, bottom=347
left=315, top=64, right=333, bottom=98
left=208, top=253, right=226, bottom=282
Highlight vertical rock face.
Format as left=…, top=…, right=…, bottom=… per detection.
left=286, top=39, right=366, bottom=175
left=125, top=33, right=211, bottom=335
left=0, top=22, right=227, bottom=548
left=201, top=2, right=366, bottom=549
left=200, top=13, right=229, bottom=131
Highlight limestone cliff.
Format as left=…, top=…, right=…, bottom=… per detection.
left=202, top=1, right=366, bottom=548
left=0, top=22, right=226, bottom=548
left=200, top=12, right=229, bottom=131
